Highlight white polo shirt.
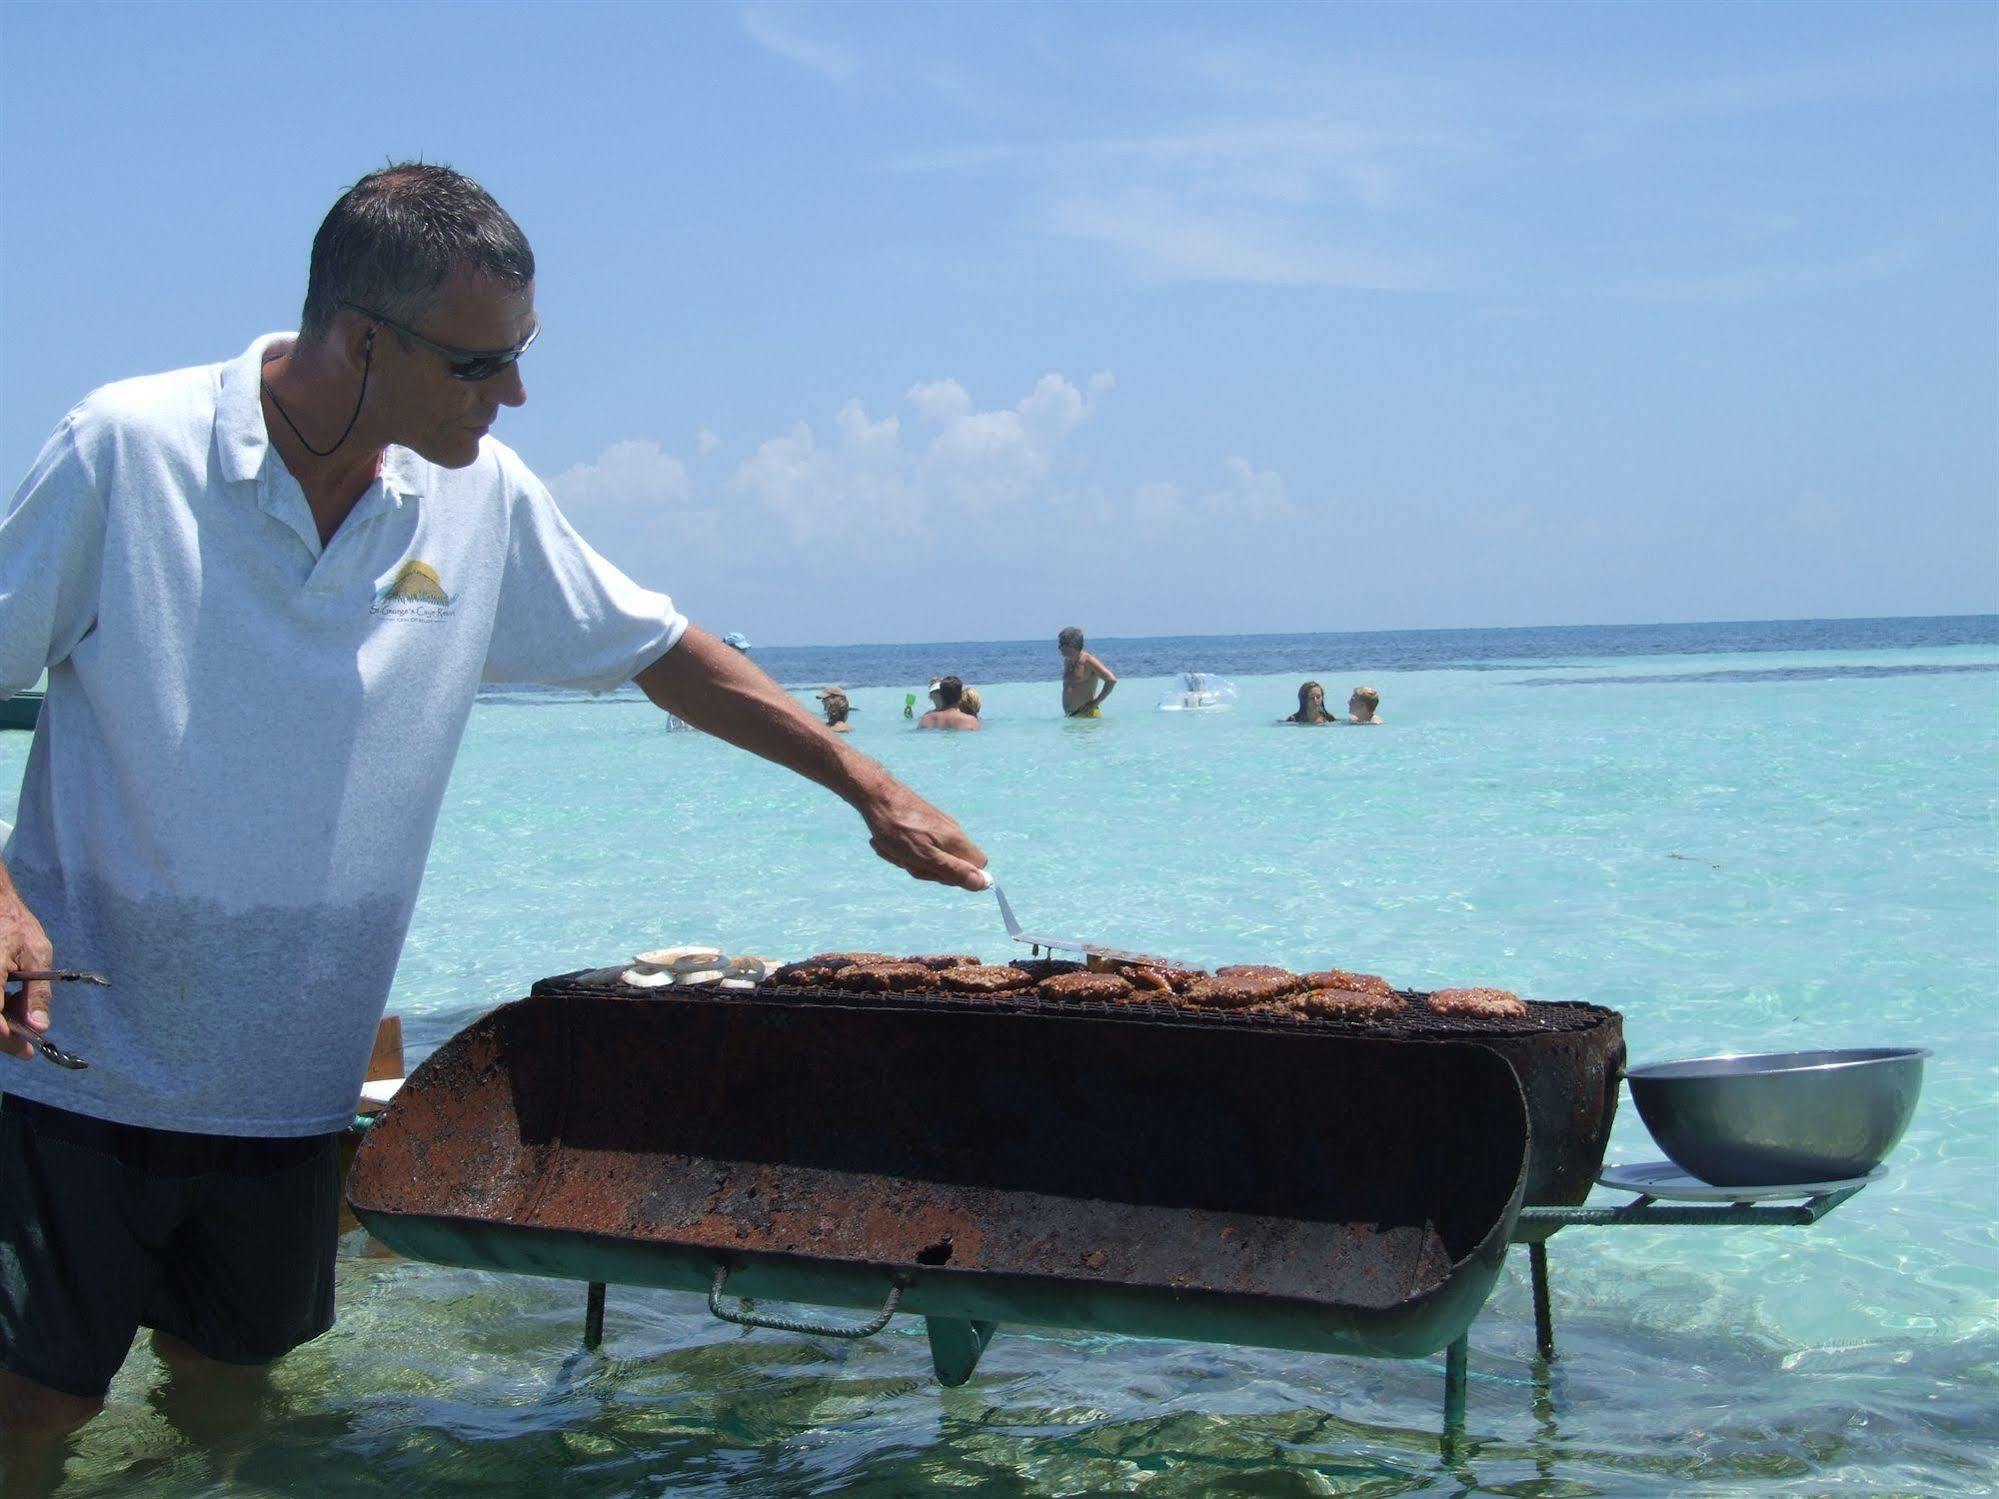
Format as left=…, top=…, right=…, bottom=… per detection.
left=0, top=333, right=686, bottom=1135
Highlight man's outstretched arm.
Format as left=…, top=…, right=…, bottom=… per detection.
left=634, top=626, right=989, bottom=889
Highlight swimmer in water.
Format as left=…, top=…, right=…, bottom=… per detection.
left=815, top=686, right=852, bottom=734
left=1285, top=681, right=1336, bottom=724
left=1058, top=626, right=1116, bottom=717
left=1346, top=685, right=1384, bottom=724
left=918, top=675, right=980, bottom=731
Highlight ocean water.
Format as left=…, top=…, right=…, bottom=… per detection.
left=4, top=616, right=1996, bottom=1496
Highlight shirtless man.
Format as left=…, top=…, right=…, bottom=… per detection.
left=1347, top=685, right=1385, bottom=724
left=917, top=676, right=980, bottom=732
left=1057, top=627, right=1117, bottom=717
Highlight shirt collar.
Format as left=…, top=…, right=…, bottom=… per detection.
left=214, top=332, right=289, bottom=486
left=214, top=331, right=418, bottom=503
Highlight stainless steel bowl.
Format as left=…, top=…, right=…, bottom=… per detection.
left=1625, top=1048, right=1927, bottom=1187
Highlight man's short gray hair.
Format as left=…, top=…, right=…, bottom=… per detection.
left=299, top=162, right=534, bottom=343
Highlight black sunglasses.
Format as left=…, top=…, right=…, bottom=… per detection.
left=340, top=300, right=540, bottom=381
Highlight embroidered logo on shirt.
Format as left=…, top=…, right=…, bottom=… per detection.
left=372, top=561, right=457, bottom=620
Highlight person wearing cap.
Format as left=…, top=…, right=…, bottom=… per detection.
left=0, top=161, right=990, bottom=1454
left=917, top=676, right=980, bottom=731
left=816, top=686, right=852, bottom=733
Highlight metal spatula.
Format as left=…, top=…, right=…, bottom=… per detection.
left=990, top=884, right=1195, bottom=971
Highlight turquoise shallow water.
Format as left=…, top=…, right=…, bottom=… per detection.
left=4, top=625, right=1996, bottom=1494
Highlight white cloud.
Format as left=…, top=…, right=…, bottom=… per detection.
left=1023, top=370, right=1114, bottom=435
left=884, top=32, right=1973, bottom=301
left=726, top=372, right=1113, bottom=542
left=741, top=7, right=858, bottom=88
left=545, top=381, right=1315, bottom=637
left=546, top=374, right=1118, bottom=578
left=885, top=66, right=1473, bottom=291
left=906, top=378, right=972, bottom=425
left=1579, top=47, right=1993, bottom=126
left=1127, top=458, right=1298, bottom=541
left=915, top=373, right=1111, bottom=515
left=550, top=438, right=692, bottom=515
left=1046, top=193, right=1431, bottom=290
left=1201, top=456, right=1295, bottom=524
left=1611, top=241, right=1925, bottom=306
left=731, top=400, right=921, bottom=545
left=547, top=439, right=724, bottom=569
left=1131, top=478, right=1189, bottom=538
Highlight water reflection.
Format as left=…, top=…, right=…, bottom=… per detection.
left=40, top=1276, right=1999, bottom=1497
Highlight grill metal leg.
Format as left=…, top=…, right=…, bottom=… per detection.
left=925, top=1317, right=998, bottom=1386
left=583, top=1281, right=607, bottom=1350
left=1530, top=1240, right=1556, bottom=1360
left=1441, top=1332, right=1468, bottom=1453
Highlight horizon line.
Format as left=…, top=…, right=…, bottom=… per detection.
left=730, top=610, right=1999, bottom=654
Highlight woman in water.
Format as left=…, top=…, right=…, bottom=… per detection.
left=816, top=687, right=853, bottom=733
left=1286, top=681, right=1337, bottom=724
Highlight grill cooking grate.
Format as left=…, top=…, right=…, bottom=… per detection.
left=530, top=968, right=1614, bottom=1040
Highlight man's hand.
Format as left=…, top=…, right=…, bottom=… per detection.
left=0, top=875, right=54, bottom=1063
left=857, top=780, right=990, bottom=891
left=1088, top=652, right=1117, bottom=708
left=636, top=627, right=990, bottom=890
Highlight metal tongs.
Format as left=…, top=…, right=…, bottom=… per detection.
left=989, top=885, right=1195, bottom=972
left=2, top=969, right=107, bottom=1069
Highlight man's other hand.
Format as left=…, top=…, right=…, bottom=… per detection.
left=0, top=887, right=55, bottom=1063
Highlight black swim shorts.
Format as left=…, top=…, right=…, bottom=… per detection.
left=0, top=1094, right=340, bottom=1398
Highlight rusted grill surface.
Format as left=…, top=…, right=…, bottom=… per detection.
left=528, top=968, right=1625, bottom=1208
left=352, top=991, right=1527, bottom=1318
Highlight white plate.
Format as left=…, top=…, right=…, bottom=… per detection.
left=621, top=965, right=679, bottom=988
left=1599, top=1160, right=1886, bottom=1202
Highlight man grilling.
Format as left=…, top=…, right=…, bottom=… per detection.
left=0, top=162, right=989, bottom=1454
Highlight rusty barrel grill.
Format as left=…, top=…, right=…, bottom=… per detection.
left=349, top=972, right=1642, bottom=1386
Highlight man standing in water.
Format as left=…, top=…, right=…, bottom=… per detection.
left=1057, top=627, right=1117, bottom=717
left=0, top=162, right=988, bottom=1458
left=917, top=676, right=981, bottom=731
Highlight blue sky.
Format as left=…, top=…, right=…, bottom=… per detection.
left=2, top=0, right=1992, bottom=644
